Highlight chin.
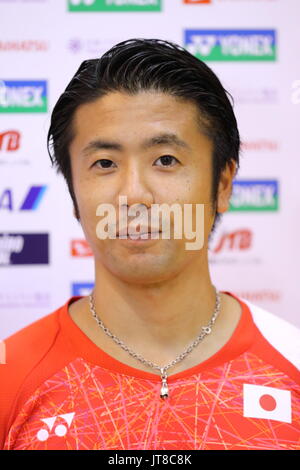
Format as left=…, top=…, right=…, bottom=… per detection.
left=105, top=256, right=177, bottom=284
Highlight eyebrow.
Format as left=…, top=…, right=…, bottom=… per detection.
left=81, top=133, right=191, bottom=157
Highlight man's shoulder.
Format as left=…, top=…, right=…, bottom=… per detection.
left=0, top=296, right=85, bottom=391
left=2, top=304, right=63, bottom=367
left=0, top=298, right=80, bottom=449
left=238, top=296, right=300, bottom=373
left=0, top=303, right=72, bottom=399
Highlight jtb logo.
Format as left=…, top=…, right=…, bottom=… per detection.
left=0, top=185, right=47, bottom=211
left=0, top=130, right=20, bottom=151
left=68, top=0, right=162, bottom=12
left=37, top=413, right=75, bottom=442
left=229, top=180, right=278, bottom=211
left=213, top=229, right=252, bottom=254
left=184, top=29, right=276, bottom=61
left=0, top=80, right=47, bottom=113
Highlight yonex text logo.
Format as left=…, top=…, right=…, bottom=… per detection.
left=0, top=80, right=47, bottom=113
left=229, top=180, right=279, bottom=211
left=184, top=29, right=276, bottom=61
left=68, top=0, right=162, bottom=12
left=95, top=195, right=204, bottom=250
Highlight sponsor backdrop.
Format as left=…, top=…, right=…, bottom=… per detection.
left=1, top=0, right=300, bottom=338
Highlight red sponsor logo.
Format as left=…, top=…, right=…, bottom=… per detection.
left=241, top=140, right=279, bottom=152
left=0, top=130, right=20, bottom=151
left=212, top=229, right=252, bottom=254
left=184, top=0, right=211, bottom=3
left=71, top=239, right=93, bottom=257
left=236, top=290, right=281, bottom=303
left=0, top=40, right=49, bottom=52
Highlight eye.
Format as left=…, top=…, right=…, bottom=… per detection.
left=93, top=159, right=116, bottom=169
left=154, top=155, right=179, bottom=167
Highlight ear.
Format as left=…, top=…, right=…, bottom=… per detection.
left=216, top=160, right=237, bottom=213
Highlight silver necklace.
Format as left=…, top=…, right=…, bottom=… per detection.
left=89, top=287, right=221, bottom=400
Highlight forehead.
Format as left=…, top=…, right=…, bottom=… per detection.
left=70, top=91, right=203, bottom=142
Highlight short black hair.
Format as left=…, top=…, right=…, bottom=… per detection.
left=47, top=38, right=240, bottom=232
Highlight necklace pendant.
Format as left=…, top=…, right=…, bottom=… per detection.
left=160, top=381, right=169, bottom=399
left=160, top=369, right=169, bottom=399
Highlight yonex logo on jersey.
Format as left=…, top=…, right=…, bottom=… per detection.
left=243, top=384, right=292, bottom=423
left=37, top=412, right=75, bottom=441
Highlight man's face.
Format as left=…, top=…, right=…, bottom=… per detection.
left=69, top=91, right=227, bottom=284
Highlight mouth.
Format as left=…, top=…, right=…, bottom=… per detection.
left=117, top=231, right=162, bottom=240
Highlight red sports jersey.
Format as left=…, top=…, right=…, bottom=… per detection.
left=0, top=292, right=299, bottom=450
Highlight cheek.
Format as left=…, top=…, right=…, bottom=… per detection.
left=179, top=158, right=212, bottom=200
left=73, top=170, right=103, bottom=212
left=182, top=174, right=214, bottom=236
left=74, top=182, right=104, bottom=242
left=180, top=175, right=212, bottom=205
left=76, top=186, right=97, bottom=215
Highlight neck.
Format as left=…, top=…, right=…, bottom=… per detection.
left=91, top=256, right=217, bottom=353
left=69, top=255, right=242, bottom=375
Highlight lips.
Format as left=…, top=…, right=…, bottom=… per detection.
left=117, top=226, right=161, bottom=237
left=117, top=231, right=161, bottom=239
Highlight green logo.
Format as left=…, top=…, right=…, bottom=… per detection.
left=184, top=30, right=276, bottom=62
left=0, top=81, right=47, bottom=113
left=68, top=0, right=162, bottom=12
left=229, top=181, right=279, bottom=212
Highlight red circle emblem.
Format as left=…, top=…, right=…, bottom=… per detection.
left=259, top=394, right=277, bottom=411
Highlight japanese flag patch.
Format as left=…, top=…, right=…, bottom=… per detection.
left=243, top=384, right=292, bottom=423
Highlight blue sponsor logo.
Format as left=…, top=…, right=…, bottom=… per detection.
left=72, top=282, right=94, bottom=296
left=229, top=180, right=279, bottom=211
left=0, top=185, right=47, bottom=211
left=0, top=233, right=49, bottom=266
left=0, top=80, right=47, bottom=112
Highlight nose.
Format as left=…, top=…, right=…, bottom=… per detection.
left=116, top=163, right=154, bottom=210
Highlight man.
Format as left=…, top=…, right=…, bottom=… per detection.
left=0, top=39, right=299, bottom=450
